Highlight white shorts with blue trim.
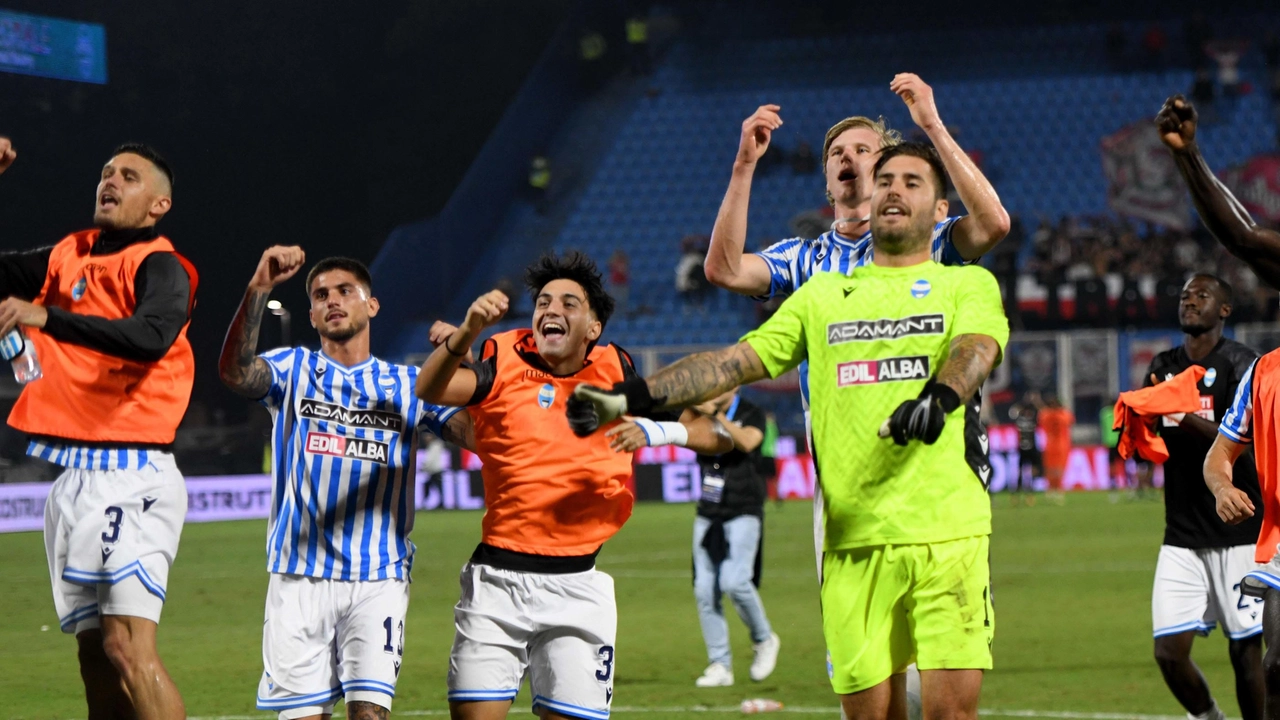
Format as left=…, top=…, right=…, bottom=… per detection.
left=44, top=454, right=186, bottom=635
left=448, top=562, right=617, bottom=720
left=1152, top=544, right=1263, bottom=640
left=257, top=573, right=409, bottom=718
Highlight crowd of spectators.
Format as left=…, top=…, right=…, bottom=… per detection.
left=1012, top=215, right=1278, bottom=330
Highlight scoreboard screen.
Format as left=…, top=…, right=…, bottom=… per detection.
left=0, top=9, right=107, bottom=84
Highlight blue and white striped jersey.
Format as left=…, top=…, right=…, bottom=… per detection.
left=1220, top=360, right=1256, bottom=444
left=754, top=217, right=965, bottom=301
left=753, top=217, right=967, bottom=405
left=259, top=347, right=459, bottom=581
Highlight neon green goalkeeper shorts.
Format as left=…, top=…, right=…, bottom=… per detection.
left=821, top=535, right=994, bottom=695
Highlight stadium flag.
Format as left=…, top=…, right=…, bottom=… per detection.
left=1221, top=154, right=1280, bottom=224
left=1100, top=121, right=1191, bottom=230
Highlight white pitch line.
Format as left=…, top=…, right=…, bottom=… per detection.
left=178, top=709, right=1223, bottom=720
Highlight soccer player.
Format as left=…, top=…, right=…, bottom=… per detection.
left=703, top=73, right=1009, bottom=299
left=219, top=247, right=471, bottom=720
left=610, top=388, right=780, bottom=688
left=414, top=252, right=730, bottom=720
left=1143, top=274, right=1262, bottom=720
left=1159, top=94, right=1280, bottom=720
left=0, top=139, right=194, bottom=720
left=1037, top=393, right=1073, bottom=505
left=571, top=143, right=1009, bottom=720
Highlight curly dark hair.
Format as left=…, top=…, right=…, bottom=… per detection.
left=525, top=251, right=615, bottom=327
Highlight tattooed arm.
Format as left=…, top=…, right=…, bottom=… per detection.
left=936, top=333, right=1001, bottom=401
left=647, top=342, right=770, bottom=410
left=219, top=246, right=305, bottom=399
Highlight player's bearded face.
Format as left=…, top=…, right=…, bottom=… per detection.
left=824, top=127, right=880, bottom=207
left=869, top=156, right=945, bottom=254
left=309, top=270, right=376, bottom=342
left=532, top=279, right=600, bottom=366
left=93, top=153, right=168, bottom=230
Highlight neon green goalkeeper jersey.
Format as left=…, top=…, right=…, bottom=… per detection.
left=742, top=261, right=1009, bottom=550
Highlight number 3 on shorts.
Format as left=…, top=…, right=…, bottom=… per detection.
left=595, top=645, right=614, bottom=682
left=102, top=506, right=124, bottom=544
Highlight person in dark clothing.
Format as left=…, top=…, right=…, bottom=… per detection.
left=686, top=389, right=780, bottom=688
left=1144, top=273, right=1263, bottom=720
left=1008, top=392, right=1041, bottom=506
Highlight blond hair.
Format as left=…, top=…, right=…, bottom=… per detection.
left=821, top=116, right=903, bottom=205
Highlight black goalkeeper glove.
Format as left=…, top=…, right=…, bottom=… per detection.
left=566, top=378, right=660, bottom=437
left=881, top=379, right=961, bottom=446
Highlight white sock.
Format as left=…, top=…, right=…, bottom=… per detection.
left=1188, top=701, right=1225, bottom=720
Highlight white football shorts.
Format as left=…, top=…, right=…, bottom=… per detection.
left=1152, top=544, right=1263, bottom=640
left=44, top=454, right=186, bottom=635
left=256, top=573, right=410, bottom=718
left=448, top=562, right=617, bottom=720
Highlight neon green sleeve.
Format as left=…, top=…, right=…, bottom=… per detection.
left=741, top=283, right=810, bottom=379
left=949, top=267, right=1010, bottom=365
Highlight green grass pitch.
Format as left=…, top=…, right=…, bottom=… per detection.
left=0, top=492, right=1248, bottom=719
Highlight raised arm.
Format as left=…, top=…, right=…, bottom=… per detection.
left=219, top=246, right=304, bottom=399
left=414, top=290, right=508, bottom=406
left=704, top=105, right=784, bottom=296
left=1203, top=433, right=1254, bottom=524
left=892, top=74, right=1010, bottom=260
left=1158, top=95, right=1280, bottom=288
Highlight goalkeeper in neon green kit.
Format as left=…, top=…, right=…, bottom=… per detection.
left=568, top=142, right=1009, bottom=720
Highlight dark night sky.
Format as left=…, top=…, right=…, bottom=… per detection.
left=0, top=1, right=570, bottom=420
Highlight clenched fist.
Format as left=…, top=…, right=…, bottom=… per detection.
left=1156, top=95, right=1198, bottom=152
left=891, top=74, right=942, bottom=131
left=461, top=290, right=509, bottom=334
left=250, top=246, right=306, bottom=292
left=0, top=137, right=16, bottom=176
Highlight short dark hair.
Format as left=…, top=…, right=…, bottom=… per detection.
left=872, top=142, right=949, bottom=200
left=113, top=142, right=174, bottom=190
left=306, top=257, right=373, bottom=294
left=1189, top=273, right=1233, bottom=305
left=525, top=251, right=615, bottom=326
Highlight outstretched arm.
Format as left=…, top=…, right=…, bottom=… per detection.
left=1203, top=433, right=1254, bottom=524
left=704, top=105, right=783, bottom=296
left=1158, top=95, right=1280, bottom=288
left=648, top=342, right=770, bottom=410
left=604, top=408, right=733, bottom=455
left=219, top=246, right=305, bottom=399
left=892, top=74, right=1010, bottom=260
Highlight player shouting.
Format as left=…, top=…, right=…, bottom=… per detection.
left=571, top=143, right=1009, bottom=720
left=0, top=138, right=195, bottom=720
left=220, top=247, right=470, bottom=720
left=415, top=252, right=730, bottom=720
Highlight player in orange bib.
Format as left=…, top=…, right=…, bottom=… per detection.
left=416, top=252, right=730, bottom=720
left=0, top=138, right=193, bottom=720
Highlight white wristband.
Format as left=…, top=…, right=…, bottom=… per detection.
left=631, top=417, right=689, bottom=447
